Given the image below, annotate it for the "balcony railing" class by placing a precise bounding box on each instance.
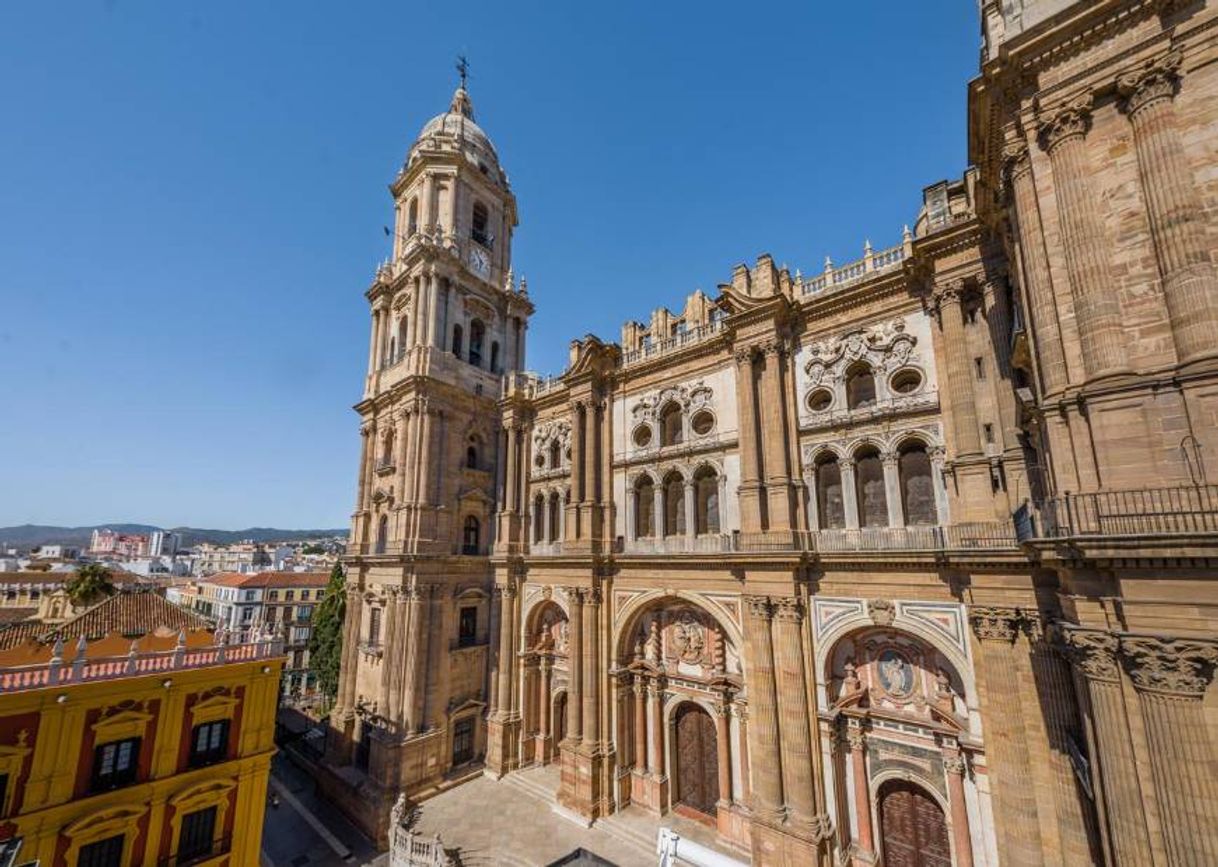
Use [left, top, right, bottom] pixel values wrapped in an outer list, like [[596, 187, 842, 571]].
[[622, 320, 724, 367], [620, 534, 735, 555], [158, 836, 232, 867], [815, 522, 1018, 553], [798, 237, 908, 297], [1035, 484, 1218, 539], [0, 632, 285, 695]]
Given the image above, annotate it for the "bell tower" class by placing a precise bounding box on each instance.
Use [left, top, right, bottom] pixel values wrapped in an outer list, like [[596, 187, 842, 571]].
[[322, 74, 534, 842]]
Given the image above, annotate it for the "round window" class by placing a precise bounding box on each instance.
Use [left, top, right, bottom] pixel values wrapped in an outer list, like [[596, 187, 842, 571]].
[[691, 410, 715, 436], [633, 425, 653, 448], [807, 389, 833, 412], [890, 369, 923, 395]]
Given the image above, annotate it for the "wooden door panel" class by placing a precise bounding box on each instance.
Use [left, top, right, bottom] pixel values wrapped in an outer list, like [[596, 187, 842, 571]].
[[879, 780, 950, 867], [675, 705, 719, 815]]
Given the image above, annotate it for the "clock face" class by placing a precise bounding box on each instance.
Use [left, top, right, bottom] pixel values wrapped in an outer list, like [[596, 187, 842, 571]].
[[468, 246, 490, 279]]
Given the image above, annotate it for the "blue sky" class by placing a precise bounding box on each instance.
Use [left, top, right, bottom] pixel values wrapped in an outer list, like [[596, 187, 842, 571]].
[[0, 2, 978, 529]]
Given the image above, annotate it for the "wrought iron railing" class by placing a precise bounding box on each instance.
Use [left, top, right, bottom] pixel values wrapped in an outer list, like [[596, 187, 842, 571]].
[[1036, 484, 1218, 538]]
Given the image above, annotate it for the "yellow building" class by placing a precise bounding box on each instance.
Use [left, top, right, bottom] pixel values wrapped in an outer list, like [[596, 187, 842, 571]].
[[0, 590, 283, 866]]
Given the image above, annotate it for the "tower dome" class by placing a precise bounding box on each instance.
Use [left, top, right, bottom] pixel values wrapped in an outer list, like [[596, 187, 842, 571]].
[[406, 86, 505, 184]]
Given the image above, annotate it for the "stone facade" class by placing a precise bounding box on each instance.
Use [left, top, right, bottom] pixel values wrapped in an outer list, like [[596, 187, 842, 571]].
[[325, 2, 1218, 864]]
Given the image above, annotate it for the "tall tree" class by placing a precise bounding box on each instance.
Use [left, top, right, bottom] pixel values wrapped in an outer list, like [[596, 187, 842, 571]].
[[308, 561, 347, 711], [65, 563, 116, 607]]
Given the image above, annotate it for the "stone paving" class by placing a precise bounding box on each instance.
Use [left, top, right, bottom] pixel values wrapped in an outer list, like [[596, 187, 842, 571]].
[[399, 765, 747, 867]]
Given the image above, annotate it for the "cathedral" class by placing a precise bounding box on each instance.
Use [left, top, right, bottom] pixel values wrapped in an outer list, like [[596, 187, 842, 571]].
[[319, 2, 1218, 865]]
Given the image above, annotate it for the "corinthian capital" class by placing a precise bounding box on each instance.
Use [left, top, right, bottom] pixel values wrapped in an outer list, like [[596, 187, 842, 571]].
[[1057, 627, 1120, 682], [1119, 50, 1183, 117], [1119, 635, 1218, 698], [744, 595, 773, 620], [1001, 139, 1032, 184], [1037, 94, 1094, 152], [968, 606, 1025, 642], [771, 596, 804, 622]]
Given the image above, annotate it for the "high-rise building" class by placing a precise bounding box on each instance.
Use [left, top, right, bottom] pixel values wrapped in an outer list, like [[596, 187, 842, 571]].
[[324, 3, 1218, 864]]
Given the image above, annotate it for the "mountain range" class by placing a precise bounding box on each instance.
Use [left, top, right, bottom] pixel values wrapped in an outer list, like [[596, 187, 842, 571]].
[[0, 523, 348, 550]]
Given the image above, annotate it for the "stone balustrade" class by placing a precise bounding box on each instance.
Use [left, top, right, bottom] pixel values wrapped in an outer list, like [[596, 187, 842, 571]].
[[622, 319, 724, 367], [0, 632, 285, 694], [798, 237, 909, 297]]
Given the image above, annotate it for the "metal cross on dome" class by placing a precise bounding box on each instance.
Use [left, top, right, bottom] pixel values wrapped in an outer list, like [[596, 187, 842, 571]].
[[456, 55, 470, 90]]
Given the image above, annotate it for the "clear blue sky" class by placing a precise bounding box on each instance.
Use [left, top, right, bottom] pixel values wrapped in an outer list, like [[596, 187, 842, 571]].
[[0, 2, 978, 529]]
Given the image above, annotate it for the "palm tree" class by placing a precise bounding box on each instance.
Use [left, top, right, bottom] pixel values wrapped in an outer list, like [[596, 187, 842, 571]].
[[65, 563, 116, 607]]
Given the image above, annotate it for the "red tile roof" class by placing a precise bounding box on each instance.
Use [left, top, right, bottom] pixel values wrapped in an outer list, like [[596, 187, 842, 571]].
[[203, 571, 330, 589], [0, 589, 213, 651]]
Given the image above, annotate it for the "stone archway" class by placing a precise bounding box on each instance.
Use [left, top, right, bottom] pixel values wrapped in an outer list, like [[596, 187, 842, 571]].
[[878, 779, 951, 867], [673, 703, 719, 817], [522, 600, 569, 765]]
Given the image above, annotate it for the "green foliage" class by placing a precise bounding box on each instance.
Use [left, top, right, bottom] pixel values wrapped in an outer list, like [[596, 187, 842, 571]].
[[65, 563, 116, 606], [307, 561, 347, 708]]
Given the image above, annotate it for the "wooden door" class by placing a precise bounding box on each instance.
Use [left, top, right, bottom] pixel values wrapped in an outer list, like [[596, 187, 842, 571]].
[[674, 704, 719, 815], [879, 780, 952, 867]]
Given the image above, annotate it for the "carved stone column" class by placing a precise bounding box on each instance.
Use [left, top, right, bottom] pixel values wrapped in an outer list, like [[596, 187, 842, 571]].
[[743, 596, 784, 822], [760, 343, 795, 529], [684, 480, 697, 540], [772, 597, 817, 825], [943, 750, 974, 867], [653, 483, 665, 539], [567, 405, 584, 540], [537, 658, 553, 762], [881, 450, 904, 528], [1004, 141, 1069, 392], [582, 589, 601, 746], [565, 588, 584, 742], [714, 703, 732, 806], [1059, 627, 1153, 866], [928, 446, 950, 524], [734, 348, 765, 532], [969, 607, 1041, 867], [401, 585, 429, 734], [335, 584, 363, 718], [583, 400, 598, 505], [935, 283, 983, 458], [504, 424, 519, 515], [646, 678, 661, 776], [1038, 96, 1127, 379], [1118, 51, 1218, 364], [840, 459, 861, 531], [847, 723, 874, 862], [633, 677, 647, 772], [355, 427, 372, 515], [1120, 635, 1218, 865], [495, 583, 518, 719]]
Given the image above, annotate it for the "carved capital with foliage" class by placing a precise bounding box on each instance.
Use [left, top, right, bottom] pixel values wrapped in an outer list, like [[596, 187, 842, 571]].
[[1120, 635, 1218, 698]]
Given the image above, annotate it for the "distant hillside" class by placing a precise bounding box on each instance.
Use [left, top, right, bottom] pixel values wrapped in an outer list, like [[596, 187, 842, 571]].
[[0, 524, 348, 550]]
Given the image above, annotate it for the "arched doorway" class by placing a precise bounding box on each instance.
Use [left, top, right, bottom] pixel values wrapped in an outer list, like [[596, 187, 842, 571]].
[[878, 779, 951, 867], [673, 704, 719, 817]]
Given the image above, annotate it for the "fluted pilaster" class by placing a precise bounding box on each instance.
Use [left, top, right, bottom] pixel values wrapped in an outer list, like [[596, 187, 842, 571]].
[[743, 596, 783, 821], [936, 284, 983, 458], [772, 596, 817, 825]]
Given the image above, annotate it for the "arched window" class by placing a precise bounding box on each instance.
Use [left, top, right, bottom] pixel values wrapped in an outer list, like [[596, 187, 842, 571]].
[[533, 494, 545, 543], [660, 403, 683, 447], [469, 319, 485, 368], [899, 442, 938, 525], [547, 492, 561, 542], [549, 440, 561, 469], [694, 467, 720, 535], [855, 447, 888, 528], [816, 454, 846, 529], [472, 202, 490, 246], [452, 324, 464, 359], [664, 472, 685, 537], [397, 318, 410, 356], [466, 444, 478, 470], [490, 341, 500, 373], [635, 476, 655, 539], [375, 515, 388, 554], [462, 516, 480, 554], [846, 363, 877, 410], [407, 198, 419, 236], [381, 431, 395, 466]]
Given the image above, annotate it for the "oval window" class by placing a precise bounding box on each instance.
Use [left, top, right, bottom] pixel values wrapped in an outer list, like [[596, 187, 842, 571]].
[[890, 369, 923, 395], [807, 389, 833, 412], [691, 411, 715, 436], [633, 425, 653, 448]]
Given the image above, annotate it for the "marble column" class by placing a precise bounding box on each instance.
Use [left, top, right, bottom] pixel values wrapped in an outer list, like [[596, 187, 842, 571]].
[[847, 724, 874, 861], [633, 677, 647, 772], [943, 750, 974, 867], [929, 446, 950, 524], [583, 400, 598, 505], [840, 460, 861, 530], [1038, 95, 1127, 378], [538, 659, 552, 758], [969, 607, 1041, 867], [1119, 51, 1218, 364], [582, 589, 601, 746], [566, 588, 584, 741], [715, 703, 732, 806], [743, 597, 783, 821], [733, 348, 765, 532], [646, 679, 663, 777], [684, 480, 697, 540], [760, 343, 794, 529], [336, 585, 363, 714], [804, 466, 819, 531], [654, 484, 666, 539], [1059, 627, 1153, 866], [1120, 635, 1218, 865], [504, 425, 519, 515], [355, 427, 372, 515], [772, 597, 817, 824], [568, 405, 584, 539], [936, 284, 983, 457], [495, 584, 517, 719], [381, 589, 406, 726], [881, 451, 904, 528]]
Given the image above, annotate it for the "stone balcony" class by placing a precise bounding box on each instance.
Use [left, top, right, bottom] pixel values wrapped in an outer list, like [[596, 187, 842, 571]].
[[1030, 484, 1218, 540], [797, 236, 909, 298], [621, 319, 724, 368]]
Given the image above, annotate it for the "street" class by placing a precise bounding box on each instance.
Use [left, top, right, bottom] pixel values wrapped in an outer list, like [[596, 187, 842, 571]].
[[261, 751, 384, 867]]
